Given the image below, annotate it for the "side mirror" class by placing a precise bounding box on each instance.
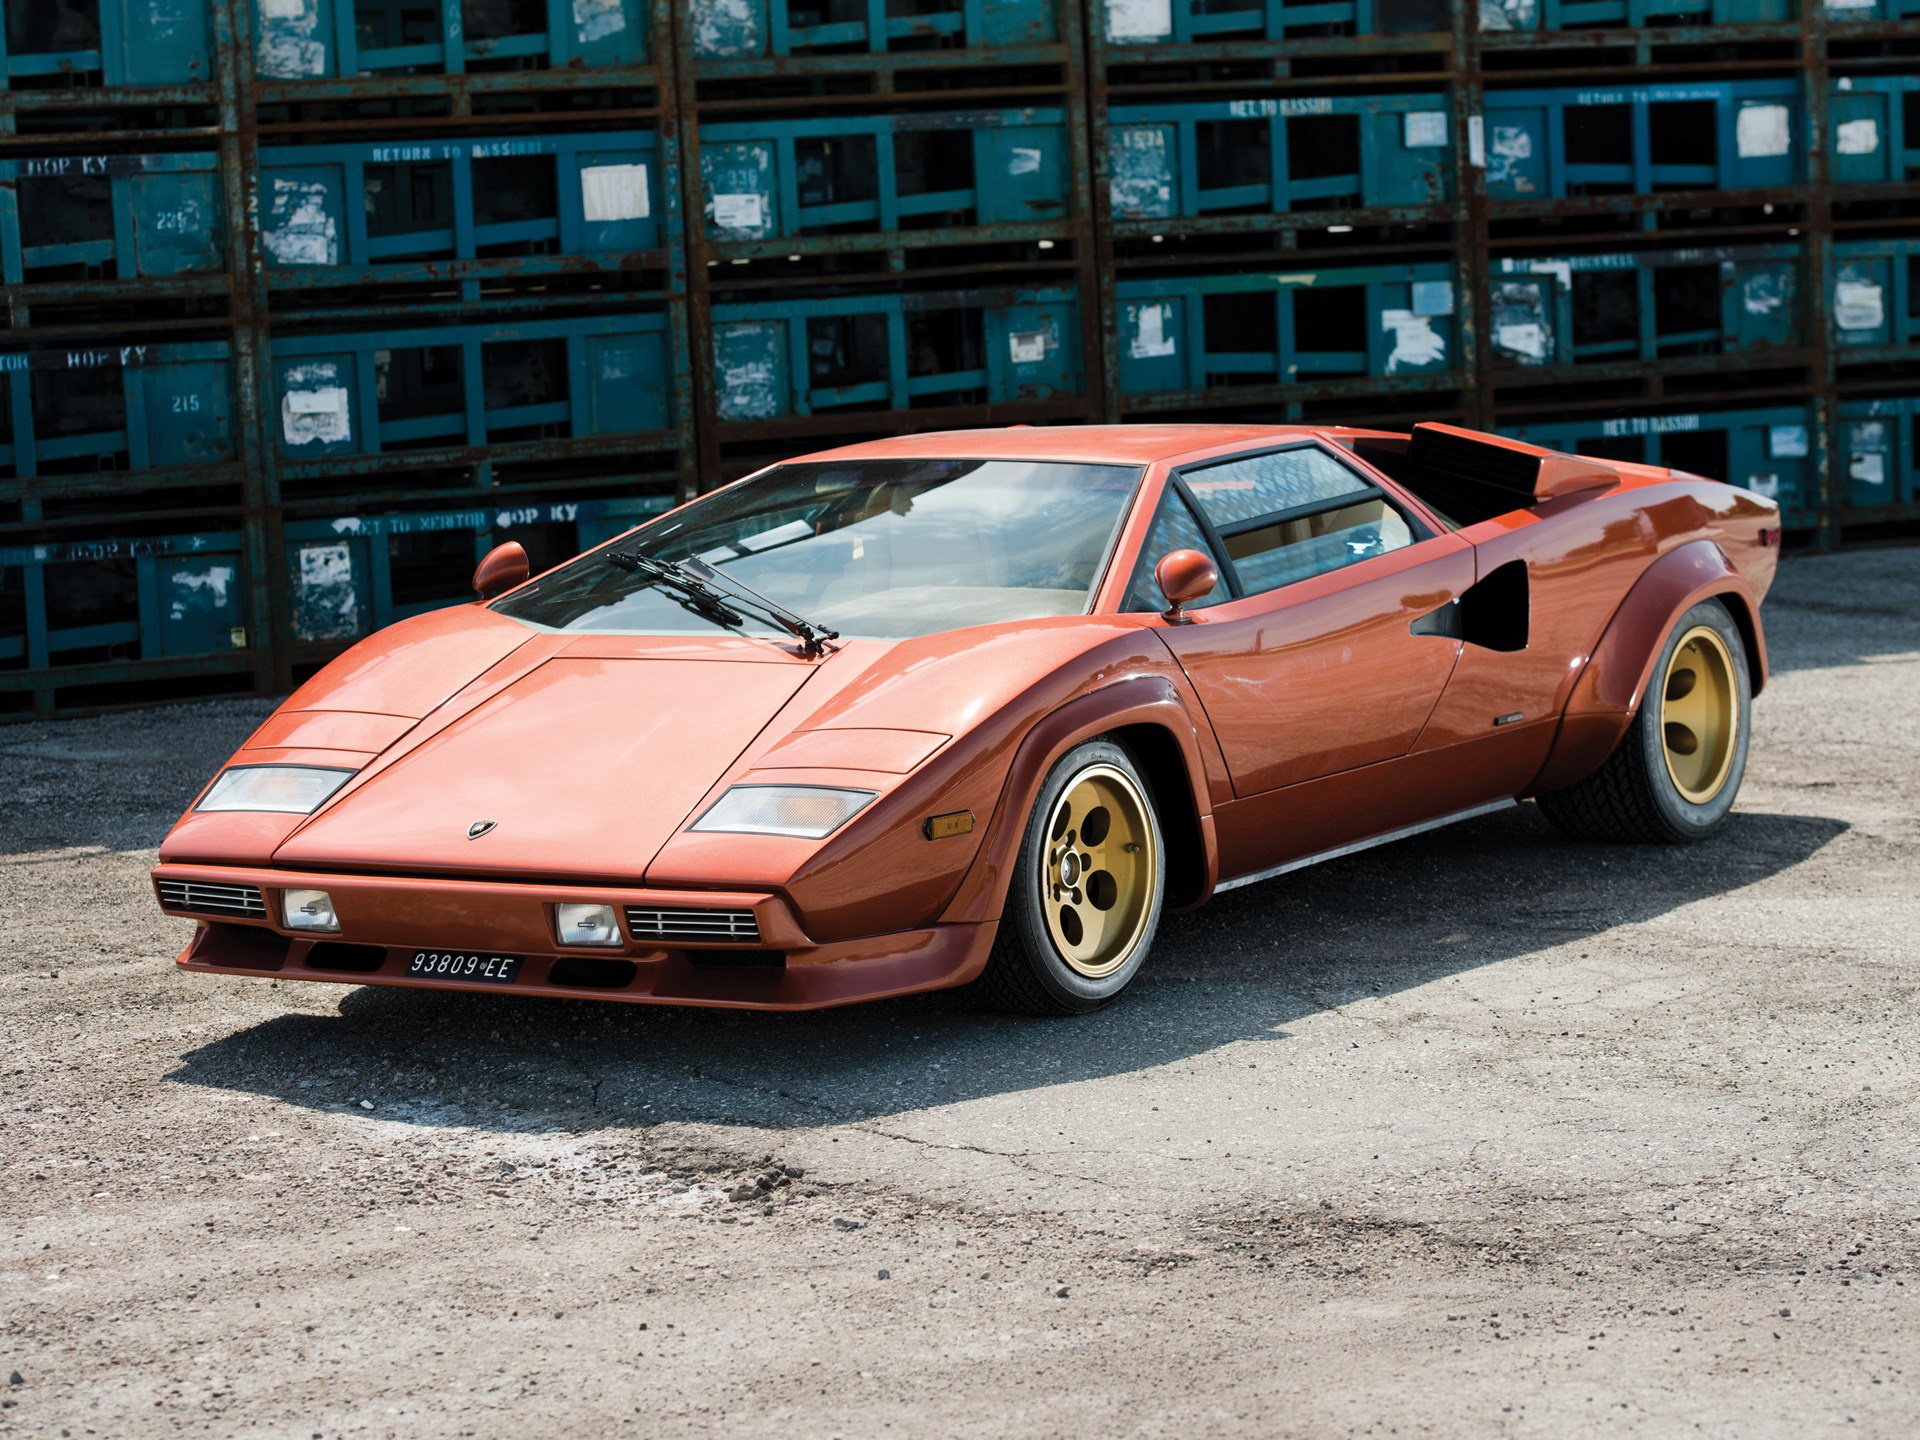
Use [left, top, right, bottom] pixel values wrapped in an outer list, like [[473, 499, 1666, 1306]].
[[472, 541, 530, 600], [1154, 549, 1218, 625]]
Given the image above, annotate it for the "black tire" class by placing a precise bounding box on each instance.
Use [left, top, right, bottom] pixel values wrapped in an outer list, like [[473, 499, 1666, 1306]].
[[970, 739, 1167, 1016], [1537, 599, 1752, 844]]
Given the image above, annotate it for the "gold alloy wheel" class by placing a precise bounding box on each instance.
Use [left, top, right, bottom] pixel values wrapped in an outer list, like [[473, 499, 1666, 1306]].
[[1039, 763, 1158, 979], [1660, 625, 1739, 804]]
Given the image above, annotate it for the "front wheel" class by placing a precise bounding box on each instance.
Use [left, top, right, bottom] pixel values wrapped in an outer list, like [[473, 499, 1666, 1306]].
[[971, 739, 1166, 1015], [1538, 598, 1752, 844]]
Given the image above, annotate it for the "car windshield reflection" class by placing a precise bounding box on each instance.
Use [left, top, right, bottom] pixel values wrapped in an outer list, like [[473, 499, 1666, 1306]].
[[493, 458, 1143, 641]]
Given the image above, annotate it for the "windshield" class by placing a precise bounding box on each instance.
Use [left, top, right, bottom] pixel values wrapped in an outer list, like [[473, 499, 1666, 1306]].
[[493, 457, 1142, 641]]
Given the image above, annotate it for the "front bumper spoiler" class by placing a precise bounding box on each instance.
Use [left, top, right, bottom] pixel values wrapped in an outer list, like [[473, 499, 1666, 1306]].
[[153, 864, 994, 1010]]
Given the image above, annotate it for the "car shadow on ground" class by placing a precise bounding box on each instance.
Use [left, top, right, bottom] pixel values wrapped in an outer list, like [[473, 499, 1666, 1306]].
[[166, 804, 1847, 1135]]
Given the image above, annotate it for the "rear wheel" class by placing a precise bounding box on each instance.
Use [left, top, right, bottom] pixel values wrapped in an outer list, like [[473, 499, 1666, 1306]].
[[1538, 599, 1751, 844], [971, 740, 1166, 1015]]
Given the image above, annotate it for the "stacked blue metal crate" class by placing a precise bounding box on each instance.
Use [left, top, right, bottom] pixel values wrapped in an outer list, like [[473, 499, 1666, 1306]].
[[670, 0, 1100, 480]]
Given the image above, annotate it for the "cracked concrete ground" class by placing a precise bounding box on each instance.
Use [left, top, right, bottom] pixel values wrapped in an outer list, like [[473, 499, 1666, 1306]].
[[3, 548, 1917, 1438]]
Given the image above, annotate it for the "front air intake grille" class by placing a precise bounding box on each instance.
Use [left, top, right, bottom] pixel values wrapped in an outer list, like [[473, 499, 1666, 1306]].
[[158, 879, 267, 919], [624, 906, 761, 943]]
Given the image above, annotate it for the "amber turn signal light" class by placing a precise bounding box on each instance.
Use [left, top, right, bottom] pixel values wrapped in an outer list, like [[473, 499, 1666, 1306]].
[[923, 811, 975, 841]]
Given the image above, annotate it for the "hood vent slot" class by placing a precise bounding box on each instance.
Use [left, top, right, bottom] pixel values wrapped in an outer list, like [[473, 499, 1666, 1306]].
[[625, 907, 761, 943]]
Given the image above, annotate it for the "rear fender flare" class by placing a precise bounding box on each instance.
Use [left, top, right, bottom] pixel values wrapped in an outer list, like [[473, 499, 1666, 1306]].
[[1529, 539, 1767, 795], [939, 679, 1218, 929]]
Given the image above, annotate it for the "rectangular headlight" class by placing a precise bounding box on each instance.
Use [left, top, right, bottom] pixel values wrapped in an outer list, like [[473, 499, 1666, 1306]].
[[555, 903, 622, 947], [282, 889, 339, 933], [196, 765, 354, 815], [690, 785, 876, 840]]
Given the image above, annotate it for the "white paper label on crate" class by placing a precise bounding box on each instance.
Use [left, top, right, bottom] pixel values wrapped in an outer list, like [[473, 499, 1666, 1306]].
[[574, 0, 627, 44], [1008, 147, 1043, 177], [1735, 104, 1792, 159], [1403, 112, 1448, 149], [1380, 310, 1446, 373], [581, 164, 650, 222], [1468, 114, 1486, 168], [1834, 279, 1885, 331], [1009, 331, 1049, 365], [282, 379, 350, 447], [1769, 424, 1809, 459], [1106, 0, 1172, 42], [1495, 322, 1547, 360], [712, 192, 765, 231], [263, 178, 337, 267], [1130, 303, 1176, 360], [169, 565, 234, 620], [692, 0, 765, 58], [1491, 125, 1533, 161], [1850, 451, 1887, 486], [1746, 472, 1781, 500], [261, 0, 305, 17], [1836, 118, 1880, 156], [1824, 0, 1874, 10], [1479, 0, 1537, 30]]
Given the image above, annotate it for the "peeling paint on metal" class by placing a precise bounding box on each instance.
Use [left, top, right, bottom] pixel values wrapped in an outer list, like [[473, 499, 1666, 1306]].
[[1106, 0, 1172, 42], [1128, 302, 1176, 360], [1479, 0, 1537, 29], [714, 322, 782, 421], [263, 178, 338, 266], [1742, 270, 1790, 316], [1111, 127, 1173, 219], [692, 0, 765, 58], [1492, 281, 1551, 364], [170, 565, 234, 620], [574, 0, 627, 44], [256, 0, 327, 79], [293, 542, 362, 642], [1487, 125, 1535, 194]]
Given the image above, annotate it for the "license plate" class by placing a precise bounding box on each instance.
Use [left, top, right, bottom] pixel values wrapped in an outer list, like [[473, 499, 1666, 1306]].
[[406, 951, 523, 984]]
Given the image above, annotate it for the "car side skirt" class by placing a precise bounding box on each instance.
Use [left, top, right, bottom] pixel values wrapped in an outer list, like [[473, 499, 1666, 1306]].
[[1213, 799, 1518, 895]]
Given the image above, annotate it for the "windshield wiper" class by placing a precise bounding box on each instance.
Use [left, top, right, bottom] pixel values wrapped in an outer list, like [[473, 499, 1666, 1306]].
[[607, 550, 745, 631], [607, 551, 839, 658], [678, 556, 839, 659]]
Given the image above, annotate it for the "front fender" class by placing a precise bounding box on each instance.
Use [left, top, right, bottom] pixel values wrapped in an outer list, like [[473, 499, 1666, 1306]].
[[938, 677, 1220, 929], [1528, 538, 1768, 795]]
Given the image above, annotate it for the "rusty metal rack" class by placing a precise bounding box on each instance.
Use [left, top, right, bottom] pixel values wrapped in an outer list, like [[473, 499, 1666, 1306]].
[[1, 0, 1915, 718]]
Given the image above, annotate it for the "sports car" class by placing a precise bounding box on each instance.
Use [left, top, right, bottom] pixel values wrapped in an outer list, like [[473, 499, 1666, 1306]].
[[153, 422, 1780, 1015]]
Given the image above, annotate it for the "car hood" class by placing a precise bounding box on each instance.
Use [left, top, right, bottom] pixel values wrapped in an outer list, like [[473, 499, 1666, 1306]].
[[271, 651, 819, 881]]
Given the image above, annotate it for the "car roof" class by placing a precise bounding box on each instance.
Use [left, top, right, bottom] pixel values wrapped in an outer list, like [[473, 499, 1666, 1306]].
[[784, 424, 1378, 468]]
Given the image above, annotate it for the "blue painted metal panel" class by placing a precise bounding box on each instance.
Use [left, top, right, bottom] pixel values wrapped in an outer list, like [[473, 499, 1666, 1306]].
[[708, 288, 1083, 421], [1112, 264, 1459, 400], [0, 154, 222, 286], [1096, 0, 1415, 45], [689, 0, 1058, 60], [1838, 398, 1918, 511], [1829, 78, 1920, 188], [1832, 241, 1916, 352], [0, 0, 213, 90], [0, 343, 234, 480], [1107, 94, 1452, 223], [1488, 244, 1803, 371], [1506, 405, 1817, 526], [697, 110, 1070, 246], [258, 131, 667, 284], [1483, 80, 1804, 201], [282, 496, 670, 640], [253, 0, 647, 81], [270, 314, 676, 462], [1480, 0, 1788, 30]]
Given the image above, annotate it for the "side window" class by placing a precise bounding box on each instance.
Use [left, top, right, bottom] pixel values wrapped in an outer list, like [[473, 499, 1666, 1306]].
[[1122, 489, 1228, 613], [1183, 446, 1418, 599]]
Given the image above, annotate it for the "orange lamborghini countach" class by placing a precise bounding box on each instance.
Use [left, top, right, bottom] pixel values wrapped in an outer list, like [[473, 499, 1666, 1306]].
[[154, 423, 1780, 1015]]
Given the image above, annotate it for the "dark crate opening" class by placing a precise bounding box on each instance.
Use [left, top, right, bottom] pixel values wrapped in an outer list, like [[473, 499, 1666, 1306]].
[[1288, 114, 1361, 205], [1203, 291, 1278, 386], [388, 529, 479, 611], [365, 161, 456, 257], [31, 364, 126, 473], [355, 0, 443, 53], [906, 306, 983, 404], [895, 129, 975, 228], [44, 557, 139, 664], [1649, 101, 1718, 187], [1196, 119, 1270, 212], [18, 175, 113, 280], [482, 337, 569, 441], [375, 344, 465, 450], [1653, 263, 1724, 356], [806, 313, 888, 403], [1293, 285, 1367, 376], [1565, 105, 1633, 195], [5, 0, 101, 57], [0, 565, 26, 671], [1572, 271, 1639, 355], [796, 134, 880, 229], [1660, 427, 1731, 483], [473, 153, 559, 255]]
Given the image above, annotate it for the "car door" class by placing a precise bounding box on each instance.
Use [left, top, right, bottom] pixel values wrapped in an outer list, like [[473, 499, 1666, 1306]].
[[1122, 442, 1474, 798]]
